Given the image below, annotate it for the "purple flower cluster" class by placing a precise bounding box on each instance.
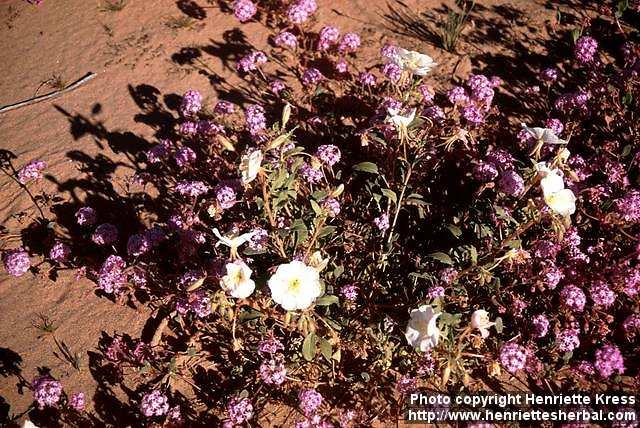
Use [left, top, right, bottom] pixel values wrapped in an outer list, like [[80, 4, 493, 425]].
[[180, 90, 202, 117], [98, 255, 127, 294], [298, 388, 323, 415], [317, 26, 340, 51], [594, 344, 625, 378], [358, 71, 376, 86], [32, 375, 63, 409], [92, 223, 118, 246], [237, 50, 267, 73], [127, 234, 150, 257], [49, 241, 71, 262], [176, 290, 211, 318], [69, 392, 86, 411], [75, 206, 97, 226], [216, 184, 237, 210], [322, 198, 340, 217], [472, 162, 499, 182], [554, 90, 590, 115], [226, 396, 254, 425], [215, 100, 235, 115], [233, 0, 257, 22], [248, 227, 269, 251], [245, 104, 266, 139], [498, 170, 525, 196], [17, 160, 46, 184], [427, 285, 445, 299], [615, 190, 640, 222], [339, 33, 361, 54], [531, 314, 549, 338], [259, 357, 287, 385], [286, 0, 316, 24], [258, 336, 284, 354], [316, 144, 341, 167], [574, 36, 598, 64], [556, 328, 580, 353], [300, 162, 323, 183], [589, 281, 616, 308], [140, 390, 169, 417], [174, 146, 196, 167], [175, 180, 209, 198], [274, 31, 298, 49], [340, 283, 358, 301], [374, 213, 389, 231], [560, 285, 586, 312], [499, 342, 527, 373], [382, 61, 402, 82], [302, 68, 324, 87], [3, 248, 30, 277], [539, 67, 558, 83]]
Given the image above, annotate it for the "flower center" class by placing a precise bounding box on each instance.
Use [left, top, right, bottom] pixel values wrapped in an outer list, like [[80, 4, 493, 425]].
[[287, 278, 302, 294]]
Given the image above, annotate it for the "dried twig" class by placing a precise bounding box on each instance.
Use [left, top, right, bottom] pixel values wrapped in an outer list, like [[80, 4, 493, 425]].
[[0, 72, 97, 114]]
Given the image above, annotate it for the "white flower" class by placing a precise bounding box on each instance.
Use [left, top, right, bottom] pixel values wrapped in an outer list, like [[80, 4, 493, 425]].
[[213, 228, 255, 259], [386, 107, 416, 129], [393, 48, 437, 76], [536, 162, 577, 217], [220, 260, 255, 298], [268, 260, 322, 311], [544, 189, 577, 217], [405, 305, 440, 352], [239, 149, 263, 184], [23, 422, 39, 428], [470, 309, 495, 339], [521, 123, 567, 145]]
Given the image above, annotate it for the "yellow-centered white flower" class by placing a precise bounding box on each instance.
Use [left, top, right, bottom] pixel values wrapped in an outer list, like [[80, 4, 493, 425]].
[[220, 260, 255, 298], [470, 309, 495, 339], [405, 305, 440, 352], [386, 107, 416, 130], [239, 150, 263, 184], [268, 260, 322, 311], [536, 162, 577, 217], [393, 48, 437, 76]]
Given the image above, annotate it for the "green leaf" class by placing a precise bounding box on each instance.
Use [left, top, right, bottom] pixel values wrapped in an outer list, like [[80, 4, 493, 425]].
[[381, 188, 397, 205], [310, 199, 322, 216], [317, 225, 337, 238], [302, 332, 317, 361], [447, 224, 462, 238], [353, 162, 379, 174], [315, 295, 339, 306], [319, 337, 332, 361], [429, 252, 454, 265], [495, 317, 503, 333], [333, 265, 344, 279]]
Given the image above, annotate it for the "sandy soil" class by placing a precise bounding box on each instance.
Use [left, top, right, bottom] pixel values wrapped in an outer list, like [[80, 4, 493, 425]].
[[0, 0, 582, 425]]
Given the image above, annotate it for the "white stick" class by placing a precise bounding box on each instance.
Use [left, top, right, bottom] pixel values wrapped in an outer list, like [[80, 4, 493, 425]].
[[0, 72, 97, 114]]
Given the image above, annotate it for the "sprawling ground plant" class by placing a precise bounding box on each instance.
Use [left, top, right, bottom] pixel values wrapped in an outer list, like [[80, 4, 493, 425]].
[[3, 1, 640, 426]]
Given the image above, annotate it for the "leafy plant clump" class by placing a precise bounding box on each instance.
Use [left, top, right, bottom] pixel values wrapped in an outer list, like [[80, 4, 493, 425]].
[[3, 0, 640, 426]]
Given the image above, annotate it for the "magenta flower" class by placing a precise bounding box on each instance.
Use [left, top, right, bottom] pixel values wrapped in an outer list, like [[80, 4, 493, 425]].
[[594, 344, 625, 378], [3, 248, 30, 277], [17, 160, 46, 184], [32, 375, 62, 409], [49, 241, 71, 262], [140, 390, 169, 417], [499, 342, 527, 373], [69, 392, 86, 411], [92, 223, 118, 246], [233, 0, 257, 22], [180, 90, 202, 117], [301, 68, 324, 87]]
